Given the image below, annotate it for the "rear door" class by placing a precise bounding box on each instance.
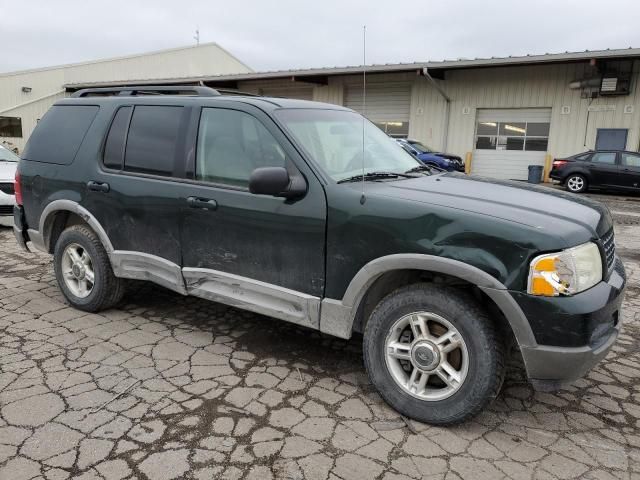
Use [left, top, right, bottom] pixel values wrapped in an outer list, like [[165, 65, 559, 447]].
[[178, 104, 327, 328], [85, 103, 190, 293], [586, 151, 620, 187], [619, 152, 640, 190]]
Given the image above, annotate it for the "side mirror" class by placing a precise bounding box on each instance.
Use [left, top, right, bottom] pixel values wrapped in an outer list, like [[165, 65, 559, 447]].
[[249, 167, 306, 199]]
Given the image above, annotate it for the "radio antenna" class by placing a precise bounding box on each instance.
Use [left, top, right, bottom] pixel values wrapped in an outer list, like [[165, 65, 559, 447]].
[[360, 25, 367, 205]]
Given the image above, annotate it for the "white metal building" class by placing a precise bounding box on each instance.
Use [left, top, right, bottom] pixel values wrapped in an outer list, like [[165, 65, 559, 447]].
[[0, 43, 252, 152], [5, 45, 640, 181]]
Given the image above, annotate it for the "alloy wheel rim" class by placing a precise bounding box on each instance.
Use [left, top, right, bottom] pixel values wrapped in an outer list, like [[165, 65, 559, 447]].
[[384, 311, 469, 401], [61, 243, 95, 299], [567, 176, 584, 191]]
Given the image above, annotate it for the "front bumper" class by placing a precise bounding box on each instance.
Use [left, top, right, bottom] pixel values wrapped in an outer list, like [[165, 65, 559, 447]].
[[0, 190, 15, 226], [516, 257, 626, 388]]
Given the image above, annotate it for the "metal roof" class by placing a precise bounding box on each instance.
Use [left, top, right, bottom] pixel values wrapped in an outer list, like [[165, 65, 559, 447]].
[[64, 47, 640, 89]]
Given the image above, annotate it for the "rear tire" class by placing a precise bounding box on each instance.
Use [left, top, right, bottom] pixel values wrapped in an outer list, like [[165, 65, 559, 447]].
[[565, 173, 587, 193], [363, 283, 505, 425], [53, 225, 125, 312]]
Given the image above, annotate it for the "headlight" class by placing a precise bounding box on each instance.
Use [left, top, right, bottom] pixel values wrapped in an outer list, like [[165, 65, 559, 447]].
[[527, 242, 602, 296]]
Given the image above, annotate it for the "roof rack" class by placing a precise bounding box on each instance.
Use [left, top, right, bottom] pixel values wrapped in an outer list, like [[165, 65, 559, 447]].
[[71, 85, 220, 98]]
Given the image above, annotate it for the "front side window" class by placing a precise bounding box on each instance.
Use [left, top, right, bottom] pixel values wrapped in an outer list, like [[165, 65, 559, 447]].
[[196, 108, 287, 187], [591, 152, 617, 165], [408, 141, 433, 153], [124, 106, 183, 176], [475, 121, 550, 152], [276, 109, 420, 182], [0, 117, 22, 138], [621, 152, 640, 167]]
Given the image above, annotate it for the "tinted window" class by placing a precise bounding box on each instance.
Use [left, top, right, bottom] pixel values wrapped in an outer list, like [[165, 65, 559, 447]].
[[103, 107, 131, 170], [621, 152, 640, 167], [574, 153, 591, 161], [124, 106, 183, 176], [22, 105, 99, 165], [196, 108, 286, 187], [591, 152, 617, 165]]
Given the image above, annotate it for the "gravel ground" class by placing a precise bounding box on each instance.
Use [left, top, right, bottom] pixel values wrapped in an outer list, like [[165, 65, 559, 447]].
[[0, 190, 639, 480]]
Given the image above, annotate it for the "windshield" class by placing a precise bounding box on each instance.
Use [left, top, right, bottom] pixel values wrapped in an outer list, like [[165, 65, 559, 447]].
[[0, 146, 19, 162], [408, 141, 433, 153], [276, 109, 420, 181]]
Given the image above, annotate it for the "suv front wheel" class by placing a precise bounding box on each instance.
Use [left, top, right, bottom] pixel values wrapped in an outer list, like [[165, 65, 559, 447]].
[[363, 283, 505, 425], [53, 225, 125, 312]]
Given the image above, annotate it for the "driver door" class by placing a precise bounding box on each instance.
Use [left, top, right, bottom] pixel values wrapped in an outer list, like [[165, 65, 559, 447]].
[[179, 104, 327, 328]]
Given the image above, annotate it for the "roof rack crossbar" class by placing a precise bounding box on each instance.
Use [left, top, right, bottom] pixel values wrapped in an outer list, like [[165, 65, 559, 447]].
[[71, 85, 221, 98]]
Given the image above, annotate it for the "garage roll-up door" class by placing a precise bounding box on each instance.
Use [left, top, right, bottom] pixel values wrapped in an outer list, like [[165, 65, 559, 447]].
[[473, 108, 552, 180], [345, 82, 411, 136]]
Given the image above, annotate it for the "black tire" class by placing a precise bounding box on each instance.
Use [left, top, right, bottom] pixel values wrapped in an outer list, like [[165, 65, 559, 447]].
[[363, 283, 505, 425], [565, 173, 588, 193], [53, 224, 125, 312]]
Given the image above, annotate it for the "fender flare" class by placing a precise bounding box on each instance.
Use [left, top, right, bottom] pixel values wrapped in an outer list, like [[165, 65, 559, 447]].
[[320, 254, 537, 348], [35, 199, 114, 253]]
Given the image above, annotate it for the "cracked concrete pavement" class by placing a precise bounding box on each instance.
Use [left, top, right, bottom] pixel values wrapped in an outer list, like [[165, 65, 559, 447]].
[[1, 191, 640, 480]]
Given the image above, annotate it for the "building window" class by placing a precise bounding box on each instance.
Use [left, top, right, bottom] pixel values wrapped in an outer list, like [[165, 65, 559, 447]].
[[374, 121, 409, 138], [475, 121, 549, 151], [0, 117, 23, 138]]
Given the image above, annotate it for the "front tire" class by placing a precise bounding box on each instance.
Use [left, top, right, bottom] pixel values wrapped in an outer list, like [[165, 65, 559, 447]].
[[565, 173, 587, 193], [54, 225, 125, 312], [363, 283, 505, 425]]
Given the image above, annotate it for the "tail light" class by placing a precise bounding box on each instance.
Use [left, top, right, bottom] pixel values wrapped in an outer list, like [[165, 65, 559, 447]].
[[14, 171, 23, 205], [552, 160, 568, 169]]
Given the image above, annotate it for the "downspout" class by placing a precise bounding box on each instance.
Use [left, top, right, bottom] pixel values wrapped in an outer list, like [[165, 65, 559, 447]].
[[0, 89, 65, 115], [422, 68, 451, 151]]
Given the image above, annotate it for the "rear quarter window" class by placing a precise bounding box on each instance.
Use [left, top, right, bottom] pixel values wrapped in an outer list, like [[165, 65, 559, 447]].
[[22, 105, 99, 165]]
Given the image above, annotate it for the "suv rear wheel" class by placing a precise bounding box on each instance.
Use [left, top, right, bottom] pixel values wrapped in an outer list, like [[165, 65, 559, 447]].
[[363, 283, 505, 425], [565, 173, 587, 193], [53, 225, 125, 312]]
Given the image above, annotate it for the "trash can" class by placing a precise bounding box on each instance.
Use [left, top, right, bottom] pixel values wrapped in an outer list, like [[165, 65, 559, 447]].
[[527, 165, 543, 184]]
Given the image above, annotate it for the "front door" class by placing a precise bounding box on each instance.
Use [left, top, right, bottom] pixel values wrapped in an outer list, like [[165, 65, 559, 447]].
[[587, 151, 620, 187], [619, 151, 640, 190], [179, 104, 327, 328], [596, 129, 628, 150]]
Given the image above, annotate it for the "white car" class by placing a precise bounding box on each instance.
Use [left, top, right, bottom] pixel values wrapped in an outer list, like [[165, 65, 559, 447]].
[[0, 145, 19, 227]]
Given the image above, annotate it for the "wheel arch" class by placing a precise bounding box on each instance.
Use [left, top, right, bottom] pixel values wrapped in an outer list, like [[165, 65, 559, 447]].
[[319, 254, 537, 349], [37, 200, 114, 254]]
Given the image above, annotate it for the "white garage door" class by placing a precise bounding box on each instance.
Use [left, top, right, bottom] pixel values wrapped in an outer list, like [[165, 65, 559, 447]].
[[473, 108, 551, 180], [345, 82, 412, 137]]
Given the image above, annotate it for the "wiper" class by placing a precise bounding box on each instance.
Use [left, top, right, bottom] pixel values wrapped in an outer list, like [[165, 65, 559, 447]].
[[337, 171, 415, 184], [405, 164, 443, 174]]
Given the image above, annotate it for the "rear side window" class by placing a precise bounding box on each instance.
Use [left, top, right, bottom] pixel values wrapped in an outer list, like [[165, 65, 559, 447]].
[[103, 106, 132, 170], [124, 106, 183, 176], [22, 105, 99, 165], [591, 152, 617, 165]]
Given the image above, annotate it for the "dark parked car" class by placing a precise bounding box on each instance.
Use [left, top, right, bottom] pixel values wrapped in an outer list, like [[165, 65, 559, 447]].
[[396, 138, 465, 172], [550, 150, 640, 193], [14, 86, 625, 425]]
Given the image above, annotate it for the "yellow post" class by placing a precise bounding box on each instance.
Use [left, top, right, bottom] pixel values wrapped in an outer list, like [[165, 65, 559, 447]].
[[543, 154, 553, 183], [464, 152, 473, 174]]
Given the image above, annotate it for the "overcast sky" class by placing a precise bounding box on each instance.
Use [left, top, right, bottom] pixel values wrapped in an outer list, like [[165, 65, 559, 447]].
[[2, 0, 640, 74]]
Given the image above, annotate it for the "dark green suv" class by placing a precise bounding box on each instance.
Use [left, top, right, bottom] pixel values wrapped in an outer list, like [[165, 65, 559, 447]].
[[13, 86, 626, 425]]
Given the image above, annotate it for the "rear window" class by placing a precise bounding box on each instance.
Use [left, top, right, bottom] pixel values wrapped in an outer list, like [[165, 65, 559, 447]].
[[22, 105, 99, 165], [124, 106, 183, 176]]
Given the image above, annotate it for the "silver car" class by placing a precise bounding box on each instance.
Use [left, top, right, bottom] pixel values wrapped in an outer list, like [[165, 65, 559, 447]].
[[0, 145, 18, 227]]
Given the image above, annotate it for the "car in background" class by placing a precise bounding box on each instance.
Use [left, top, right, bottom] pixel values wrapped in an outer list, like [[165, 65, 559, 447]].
[[0, 145, 19, 226], [550, 150, 640, 193], [396, 138, 465, 172]]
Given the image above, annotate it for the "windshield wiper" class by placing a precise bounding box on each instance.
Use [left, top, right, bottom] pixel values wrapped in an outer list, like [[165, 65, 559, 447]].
[[405, 164, 443, 174], [337, 171, 415, 184]]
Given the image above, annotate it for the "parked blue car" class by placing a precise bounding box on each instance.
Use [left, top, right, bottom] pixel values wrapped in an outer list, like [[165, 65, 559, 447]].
[[396, 138, 465, 172]]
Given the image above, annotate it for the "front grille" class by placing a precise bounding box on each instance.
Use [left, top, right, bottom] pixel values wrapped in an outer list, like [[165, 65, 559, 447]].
[[601, 229, 615, 270], [0, 182, 14, 195], [0, 205, 13, 215]]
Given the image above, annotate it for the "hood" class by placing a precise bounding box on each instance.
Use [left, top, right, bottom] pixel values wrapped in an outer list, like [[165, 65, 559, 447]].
[[0, 161, 17, 182], [366, 173, 612, 245]]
